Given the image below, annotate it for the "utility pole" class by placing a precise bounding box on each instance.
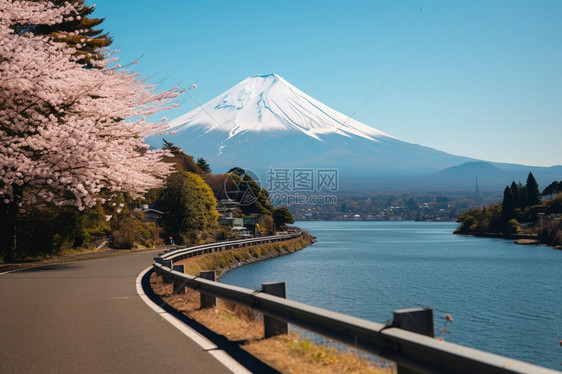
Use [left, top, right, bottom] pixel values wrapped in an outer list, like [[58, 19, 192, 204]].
[[475, 176, 482, 207]]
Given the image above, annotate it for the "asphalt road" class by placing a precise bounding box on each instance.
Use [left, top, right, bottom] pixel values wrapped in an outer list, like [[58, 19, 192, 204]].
[[0, 251, 272, 374]]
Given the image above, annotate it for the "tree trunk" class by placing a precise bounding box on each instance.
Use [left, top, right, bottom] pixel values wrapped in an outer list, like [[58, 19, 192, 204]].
[[2, 187, 22, 262], [7, 199, 18, 262], [0, 199, 17, 262]]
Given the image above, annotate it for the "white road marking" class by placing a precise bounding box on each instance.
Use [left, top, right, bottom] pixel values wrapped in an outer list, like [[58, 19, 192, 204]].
[[0, 266, 39, 275], [135, 267, 251, 374]]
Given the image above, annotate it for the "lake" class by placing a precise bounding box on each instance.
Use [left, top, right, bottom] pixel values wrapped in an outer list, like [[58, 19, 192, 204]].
[[221, 221, 562, 370]]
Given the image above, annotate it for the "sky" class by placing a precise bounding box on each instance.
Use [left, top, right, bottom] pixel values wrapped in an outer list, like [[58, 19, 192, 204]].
[[89, 0, 562, 167]]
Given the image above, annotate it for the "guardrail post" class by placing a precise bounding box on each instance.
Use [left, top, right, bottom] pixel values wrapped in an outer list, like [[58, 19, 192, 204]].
[[162, 259, 172, 268], [162, 259, 172, 283], [392, 308, 434, 374], [172, 265, 186, 294], [153, 257, 163, 276], [199, 271, 216, 309], [262, 282, 288, 338], [392, 308, 434, 337]]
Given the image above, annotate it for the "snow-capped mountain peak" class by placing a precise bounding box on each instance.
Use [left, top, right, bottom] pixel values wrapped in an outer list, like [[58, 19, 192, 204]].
[[167, 73, 393, 142]]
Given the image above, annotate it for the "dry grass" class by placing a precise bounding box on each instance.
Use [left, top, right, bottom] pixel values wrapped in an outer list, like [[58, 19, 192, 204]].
[[150, 272, 263, 342], [245, 335, 395, 374], [150, 237, 396, 374]]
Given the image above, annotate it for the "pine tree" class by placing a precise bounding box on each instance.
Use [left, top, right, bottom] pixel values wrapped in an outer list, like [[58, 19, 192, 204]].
[[162, 141, 206, 176], [542, 181, 560, 196], [526, 172, 541, 206], [519, 184, 528, 209], [501, 186, 516, 224], [196, 158, 212, 173], [226, 168, 273, 216], [510, 181, 520, 209], [24, 0, 112, 67]]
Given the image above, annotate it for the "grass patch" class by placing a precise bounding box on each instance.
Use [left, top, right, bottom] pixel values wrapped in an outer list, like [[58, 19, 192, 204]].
[[245, 335, 394, 373]]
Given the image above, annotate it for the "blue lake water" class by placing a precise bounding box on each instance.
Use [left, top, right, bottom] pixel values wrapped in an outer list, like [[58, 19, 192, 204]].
[[221, 221, 562, 370]]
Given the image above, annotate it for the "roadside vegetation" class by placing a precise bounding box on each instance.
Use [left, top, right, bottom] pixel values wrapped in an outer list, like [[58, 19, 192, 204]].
[[455, 173, 562, 247], [150, 237, 395, 374], [1, 137, 296, 263], [0, 1, 295, 264]]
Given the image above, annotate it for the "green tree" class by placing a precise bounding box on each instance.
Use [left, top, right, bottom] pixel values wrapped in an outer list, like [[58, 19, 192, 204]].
[[518, 184, 528, 209], [510, 181, 521, 210], [272, 207, 295, 229], [501, 186, 516, 225], [0, 198, 111, 261], [196, 158, 212, 173], [226, 167, 273, 216], [542, 181, 560, 196], [545, 193, 562, 213], [162, 140, 205, 175], [486, 204, 503, 233], [157, 171, 218, 243], [455, 215, 478, 235], [526, 172, 540, 206], [455, 203, 503, 236]]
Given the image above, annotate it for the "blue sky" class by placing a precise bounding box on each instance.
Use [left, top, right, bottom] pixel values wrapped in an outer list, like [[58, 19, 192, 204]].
[[90, 0, 561, 167]]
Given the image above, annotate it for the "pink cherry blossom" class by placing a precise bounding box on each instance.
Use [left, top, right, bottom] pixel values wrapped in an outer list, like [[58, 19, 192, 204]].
[[0, 0, 181, 210]]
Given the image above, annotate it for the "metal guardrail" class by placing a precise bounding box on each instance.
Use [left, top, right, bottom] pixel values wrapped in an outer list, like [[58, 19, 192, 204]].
[[152, 235, 557, 374], [157, 232, 302, 263]]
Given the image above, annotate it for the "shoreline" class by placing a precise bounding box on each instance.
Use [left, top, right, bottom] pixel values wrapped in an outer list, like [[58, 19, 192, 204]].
[[217, 244, 305, 280], [174, 232, 316, 279], [454, 231, 562, 250], [220, 233, 316, 279]]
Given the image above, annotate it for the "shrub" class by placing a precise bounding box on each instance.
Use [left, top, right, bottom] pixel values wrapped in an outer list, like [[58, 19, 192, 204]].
[[112, 222, 135, 249], [455, 215, 477, 234], [505, 219, 521, 234]]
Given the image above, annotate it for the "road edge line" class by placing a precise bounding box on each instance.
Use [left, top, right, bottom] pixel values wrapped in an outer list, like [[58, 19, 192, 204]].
[[135, 267, 251, 374]]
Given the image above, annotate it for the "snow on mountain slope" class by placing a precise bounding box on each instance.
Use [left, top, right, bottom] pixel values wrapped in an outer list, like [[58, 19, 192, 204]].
[[167, 73, 392, 142]]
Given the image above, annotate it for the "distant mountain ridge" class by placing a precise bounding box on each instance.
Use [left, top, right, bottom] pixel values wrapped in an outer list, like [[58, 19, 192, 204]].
[[426, 161, 562, 192]]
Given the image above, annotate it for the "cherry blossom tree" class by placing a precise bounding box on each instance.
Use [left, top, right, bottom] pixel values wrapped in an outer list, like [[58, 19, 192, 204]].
[[0, 0, 181, 257]]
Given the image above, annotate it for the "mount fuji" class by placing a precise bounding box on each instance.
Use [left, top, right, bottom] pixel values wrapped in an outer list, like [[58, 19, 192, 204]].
[[148, 74, 559, 191]]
